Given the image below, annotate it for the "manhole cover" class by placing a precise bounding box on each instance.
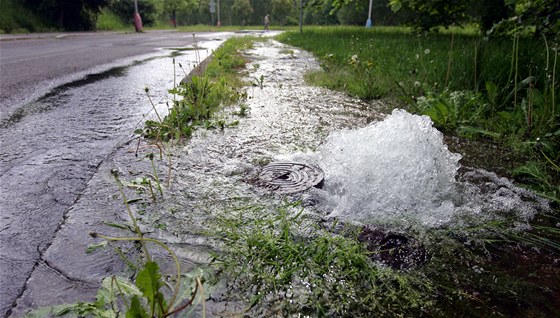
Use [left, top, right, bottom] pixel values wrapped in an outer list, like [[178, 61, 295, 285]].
[[258, 162, 324, 194], [358, 225, 428, 270]]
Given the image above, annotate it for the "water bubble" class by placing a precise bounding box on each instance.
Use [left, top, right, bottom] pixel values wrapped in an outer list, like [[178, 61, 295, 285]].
[[296, 109, 550, 228], [312, 109, 461, 226]]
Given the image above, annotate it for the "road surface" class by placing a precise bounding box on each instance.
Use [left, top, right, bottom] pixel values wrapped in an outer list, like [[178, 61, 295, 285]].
[[1, 30, 230, 122], [0, 30, 237, 317]]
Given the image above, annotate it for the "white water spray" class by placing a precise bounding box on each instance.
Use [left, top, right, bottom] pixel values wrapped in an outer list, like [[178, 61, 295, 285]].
[[292, 109, 549, 227], [314, 109, 461, 226]]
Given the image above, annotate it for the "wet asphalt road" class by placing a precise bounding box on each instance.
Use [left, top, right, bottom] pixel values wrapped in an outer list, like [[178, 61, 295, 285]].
[[0, 30, 226, 121], [0, 30, 235, 317]]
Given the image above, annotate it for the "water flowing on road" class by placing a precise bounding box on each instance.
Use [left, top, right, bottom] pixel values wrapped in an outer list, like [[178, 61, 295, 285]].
[[0, 36, 225, 317]]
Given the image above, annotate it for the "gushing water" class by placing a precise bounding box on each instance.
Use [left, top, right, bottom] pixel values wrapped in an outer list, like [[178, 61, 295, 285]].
[[297, 109, 549, 227], [312, 109, 460, 226]]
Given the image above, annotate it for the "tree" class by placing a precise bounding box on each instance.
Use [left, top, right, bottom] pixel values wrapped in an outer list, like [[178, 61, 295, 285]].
[[516, 0, 560, 37], [336, 0, 367, 25], [232, 0, 253, 25], [162, 0, 198, 27], [389, 0, 559, 37], [388, 0, 472, 31], [304, 0, 340, 24], [108, 0, 159, 26], [249, 0, 271, 25], [271, 0, 293, 25], [24, 0, 110, 30], [476, 0, 512, 32]]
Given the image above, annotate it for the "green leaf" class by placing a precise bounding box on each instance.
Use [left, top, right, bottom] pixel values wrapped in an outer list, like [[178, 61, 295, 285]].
[[51, 302, 98, 316], [389, 0, 402, 12], [86, 241, 108, 254], [126, 198, 143, 204], [102, 276, 143, 297], [136, 261, 166, 314], [457, 126, 501, 139], [126, 296, 150, 318], [23, 306, 54, 318], [103, 222, 131, 230], [485, 81, 498, 105]]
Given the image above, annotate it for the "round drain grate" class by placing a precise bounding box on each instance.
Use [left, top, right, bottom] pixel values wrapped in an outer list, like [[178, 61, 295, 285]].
[[258, 162, 324, 194]]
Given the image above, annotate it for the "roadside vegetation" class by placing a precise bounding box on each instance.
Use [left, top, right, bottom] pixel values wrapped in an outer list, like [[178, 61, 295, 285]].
[[212, 202, 560, 317], [138, 35, 255, 141], [0, 0, 53, 33], [277, 26, 560, 204]]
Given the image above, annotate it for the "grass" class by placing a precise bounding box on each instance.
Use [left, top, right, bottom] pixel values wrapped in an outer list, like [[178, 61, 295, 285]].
[[211, 203, 436, 317], [0, 0, 54, 33], [276, 25, 559, 203], [139, 36, 256, 141], [96, 9, 129, 31], [276, 26, 554, 105], [211, 202, 560, 317]]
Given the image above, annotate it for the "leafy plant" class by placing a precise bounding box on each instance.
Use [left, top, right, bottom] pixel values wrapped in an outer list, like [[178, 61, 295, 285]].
[[253, 74, 265, 89], [211, 203, 436, 317], [139, 36, 254, 142], [210, 199, 560, 317]]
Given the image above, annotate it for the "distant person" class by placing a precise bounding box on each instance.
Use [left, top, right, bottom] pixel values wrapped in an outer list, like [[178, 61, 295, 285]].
[[264, 14, 270, 31]]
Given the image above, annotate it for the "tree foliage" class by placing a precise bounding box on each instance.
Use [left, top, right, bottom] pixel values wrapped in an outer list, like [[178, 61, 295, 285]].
[[271, 0, 294, 25], [232, 0, 253, 25], [389, 0, 560, 37], [159, 0, 199, 27], [108, 0, 159, 26], [516, 0, 560, 37], [23, 0, 110, 30]]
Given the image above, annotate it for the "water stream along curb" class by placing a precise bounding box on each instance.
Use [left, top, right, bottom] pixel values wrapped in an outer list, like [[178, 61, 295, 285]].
[[1, 35, 231, 317]]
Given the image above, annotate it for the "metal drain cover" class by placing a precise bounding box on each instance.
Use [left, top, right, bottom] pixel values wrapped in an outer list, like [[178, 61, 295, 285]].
[[258, 162, 324, 194]]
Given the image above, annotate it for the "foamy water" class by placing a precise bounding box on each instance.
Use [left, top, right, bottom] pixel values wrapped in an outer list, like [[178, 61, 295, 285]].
[[290, 109, 549, 227]]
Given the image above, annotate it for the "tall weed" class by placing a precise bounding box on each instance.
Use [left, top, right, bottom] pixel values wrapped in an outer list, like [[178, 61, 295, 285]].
[[140, 36, 253, 141]]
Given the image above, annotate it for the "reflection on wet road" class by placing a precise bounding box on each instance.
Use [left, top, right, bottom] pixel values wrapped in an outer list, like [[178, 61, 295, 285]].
[[0, 38, 223, 317]]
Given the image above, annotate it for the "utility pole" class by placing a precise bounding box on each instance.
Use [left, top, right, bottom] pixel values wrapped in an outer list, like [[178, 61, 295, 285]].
[[299, 0, 303, 34], [365, 0, 373, 28], [217, 0, 221, 27], [209, 0, 216, 26], [133, 0, 143, 32]]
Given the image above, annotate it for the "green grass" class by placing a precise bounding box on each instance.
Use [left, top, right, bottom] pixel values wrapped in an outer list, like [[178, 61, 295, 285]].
[[140, 36, 256, 141], [211, 202, 560, 317], [211, 203, 436, 317], [276, 25, 559, 203], [277, 26, 554, 104], [96, 9, 130, 31], [0, 0, 53, 33]]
